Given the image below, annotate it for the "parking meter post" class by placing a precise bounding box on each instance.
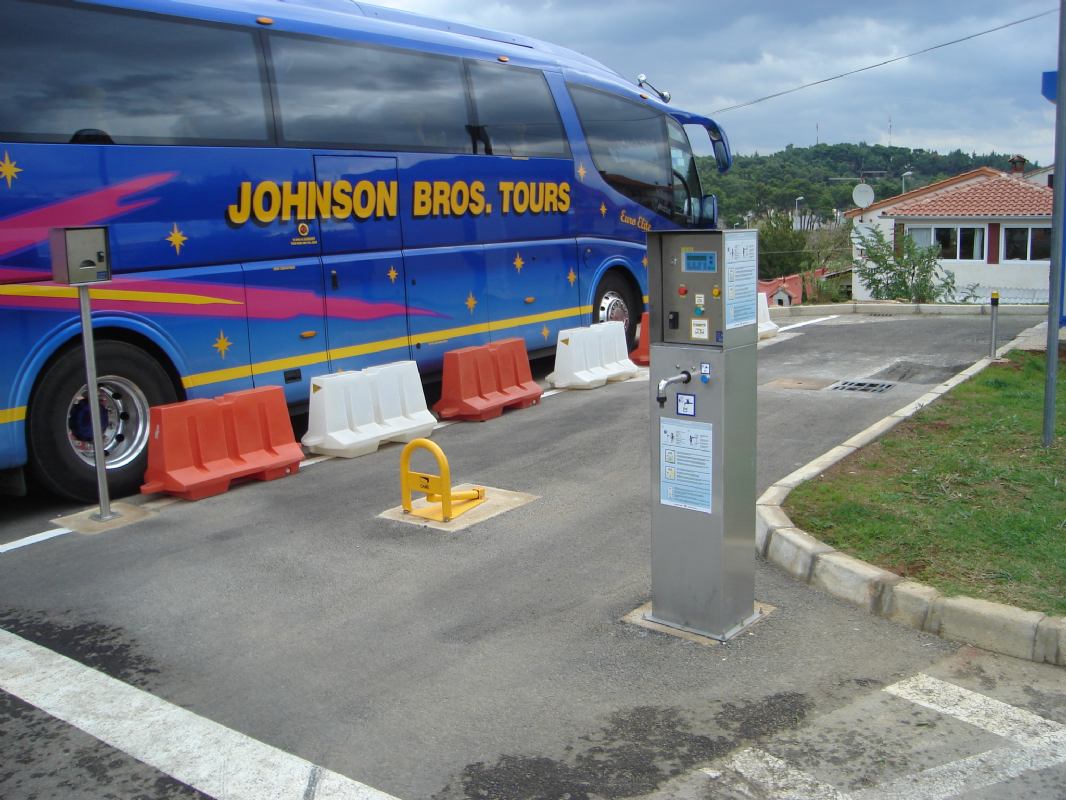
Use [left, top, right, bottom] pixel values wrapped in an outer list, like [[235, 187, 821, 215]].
[[646, 229, 760, 641], [79, 286, 118, 522], [989, 290, 1000, 359]]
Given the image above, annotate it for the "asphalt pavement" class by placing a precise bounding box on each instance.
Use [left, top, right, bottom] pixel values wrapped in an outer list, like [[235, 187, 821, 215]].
[[2, 311, 1063, 800]]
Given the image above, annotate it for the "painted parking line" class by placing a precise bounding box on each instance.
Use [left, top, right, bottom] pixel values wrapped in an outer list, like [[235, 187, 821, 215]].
[[713, 673, 1066, 800], [0, 627, 398, 800], [778, 315, 839, 332], [885, 673, 1065, 743], [0, 527, 71, 554], [710, 748, 853, 799]]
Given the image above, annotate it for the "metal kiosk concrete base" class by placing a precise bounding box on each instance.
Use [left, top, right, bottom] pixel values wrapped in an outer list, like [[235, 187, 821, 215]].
[[646, 229, 760, 641]]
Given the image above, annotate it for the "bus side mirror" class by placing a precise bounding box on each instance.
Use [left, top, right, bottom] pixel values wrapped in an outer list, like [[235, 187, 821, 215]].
[[700, 194, 718, 228]]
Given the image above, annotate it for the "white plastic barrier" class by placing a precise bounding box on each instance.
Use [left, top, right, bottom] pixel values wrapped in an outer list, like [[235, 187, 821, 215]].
[[594, 321, 639, 381], [548, 322, 637, 389], [757, 292, 780, 340], [302, 361, 436, 458]]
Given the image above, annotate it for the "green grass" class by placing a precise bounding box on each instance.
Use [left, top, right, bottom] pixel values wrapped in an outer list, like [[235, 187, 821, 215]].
[[784, 350, 1066, 616]]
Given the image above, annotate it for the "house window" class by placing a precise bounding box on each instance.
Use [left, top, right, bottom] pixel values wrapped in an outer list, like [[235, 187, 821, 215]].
[[1003, 226, 1051, 261], [905, 225, 984, 260]]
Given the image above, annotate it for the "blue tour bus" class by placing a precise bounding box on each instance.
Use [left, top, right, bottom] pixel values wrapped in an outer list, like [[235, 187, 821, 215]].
[[0, 0, 732, 501]]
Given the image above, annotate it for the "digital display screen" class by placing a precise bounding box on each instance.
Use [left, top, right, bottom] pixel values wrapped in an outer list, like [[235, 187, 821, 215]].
[[683, 251, 717, 273]]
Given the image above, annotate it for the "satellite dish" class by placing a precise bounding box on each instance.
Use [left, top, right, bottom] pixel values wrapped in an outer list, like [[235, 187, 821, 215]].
[[852, 182, 875, 208]]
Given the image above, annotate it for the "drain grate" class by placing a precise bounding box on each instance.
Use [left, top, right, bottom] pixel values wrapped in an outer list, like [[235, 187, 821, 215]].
[[827, 379, 896, 394]]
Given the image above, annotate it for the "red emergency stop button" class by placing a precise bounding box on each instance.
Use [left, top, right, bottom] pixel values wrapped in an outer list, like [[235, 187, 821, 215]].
[[678, 284, 688, 297]]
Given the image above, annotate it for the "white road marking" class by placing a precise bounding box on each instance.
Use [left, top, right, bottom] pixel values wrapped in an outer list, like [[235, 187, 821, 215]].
[[706, 674, 1066, 800], [0, 627, 398, 800], [885, 673, 1065, 743], [714, 748, 854, 799], [853, 730, 1066, 800], [778, 315, 839, 332], [0, 528, 71, 554]]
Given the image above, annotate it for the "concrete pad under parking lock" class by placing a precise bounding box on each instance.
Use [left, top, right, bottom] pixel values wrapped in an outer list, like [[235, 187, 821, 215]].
[[379, 483, 538, 532], [623, 601, 776, 646], [52, 501, 154, 534]]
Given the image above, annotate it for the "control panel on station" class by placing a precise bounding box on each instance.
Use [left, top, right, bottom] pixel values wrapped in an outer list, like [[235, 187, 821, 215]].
[[649, 229, 758, 350]]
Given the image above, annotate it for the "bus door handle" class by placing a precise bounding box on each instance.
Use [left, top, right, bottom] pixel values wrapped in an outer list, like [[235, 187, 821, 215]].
[[330, 269, 339, 290]]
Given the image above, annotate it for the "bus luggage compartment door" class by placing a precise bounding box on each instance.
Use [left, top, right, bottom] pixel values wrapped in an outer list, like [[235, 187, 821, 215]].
[[241, 256, 327, 405]]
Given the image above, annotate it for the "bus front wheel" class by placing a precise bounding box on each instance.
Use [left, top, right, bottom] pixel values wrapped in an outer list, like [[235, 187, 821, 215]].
[[591, 272, 640, 351], [27, 341, 178, 502]]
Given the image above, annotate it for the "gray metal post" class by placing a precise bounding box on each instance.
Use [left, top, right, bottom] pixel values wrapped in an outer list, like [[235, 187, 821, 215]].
[[989, 291, 1000, 359], [1045, 2, 1065, 448], [79, 286, 118, 521]]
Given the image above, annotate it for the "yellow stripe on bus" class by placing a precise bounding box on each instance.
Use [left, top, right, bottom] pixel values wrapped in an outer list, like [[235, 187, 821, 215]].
[[182, 305, 591, 390], [0, 406, 27, 425], [0, 285, 241, 306]]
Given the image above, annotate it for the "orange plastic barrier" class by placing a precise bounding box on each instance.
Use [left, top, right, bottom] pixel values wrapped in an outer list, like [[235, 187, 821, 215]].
[[434, 338, 543, 421], [629, 311, 650, 366], [141, 386, 301, 500]]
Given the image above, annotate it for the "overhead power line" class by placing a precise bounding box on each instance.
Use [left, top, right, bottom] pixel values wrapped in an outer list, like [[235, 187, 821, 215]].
[[711, 9, 1057, 115]]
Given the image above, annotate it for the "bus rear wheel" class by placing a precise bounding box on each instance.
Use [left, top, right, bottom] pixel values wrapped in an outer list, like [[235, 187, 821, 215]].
[[591, 272, 640, 351], [27, 341, 177, 503]]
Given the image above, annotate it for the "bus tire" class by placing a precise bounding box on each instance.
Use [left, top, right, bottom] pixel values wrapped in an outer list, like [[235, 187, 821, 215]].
[[27, 341, 177, 503], [591, 271, 640, 351]]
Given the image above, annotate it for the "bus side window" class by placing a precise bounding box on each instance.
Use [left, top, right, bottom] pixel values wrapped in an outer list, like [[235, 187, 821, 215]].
[[568, 84, 671, 217], [1, 0, 270, 146], [269, 33, 471, 153], [466, 61, 570, 159]]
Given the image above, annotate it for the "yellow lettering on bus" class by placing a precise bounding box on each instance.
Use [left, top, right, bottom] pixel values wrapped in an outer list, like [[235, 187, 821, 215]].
[[376, 180, 398, 218], [511, 182, 529, 214], [280, 181, 307, 221], [557, 182, 571, 213], [253, 181, 281, 223], [498, 181, 514, 213], [227, 181, 252, 225], [313, 181, 332, 220], [468, 180, 486, 215], [542, 182, 558, 213], [332, 180, 353, 219], [432, 181, 450, 216], [352, 180, 375, 220], [413, 181, 432, 216]]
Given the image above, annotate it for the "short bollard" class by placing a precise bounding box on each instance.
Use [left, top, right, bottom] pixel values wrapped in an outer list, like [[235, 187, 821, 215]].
[[400, 438, 486, 522], [989, 290, 1000, 358]]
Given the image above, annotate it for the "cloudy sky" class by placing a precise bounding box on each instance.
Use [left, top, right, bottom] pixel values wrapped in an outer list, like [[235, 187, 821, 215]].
[[374, 0, 1060, 166]]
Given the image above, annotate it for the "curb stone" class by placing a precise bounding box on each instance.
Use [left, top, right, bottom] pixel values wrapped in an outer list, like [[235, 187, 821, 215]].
[[757, 321, 1066, 666]]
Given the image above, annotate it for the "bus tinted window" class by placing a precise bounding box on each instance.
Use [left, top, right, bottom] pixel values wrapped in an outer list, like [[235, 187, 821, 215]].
[[568, 85, 671, 216], [468, 62, 569, 158], [0, 1, 270, 145], [271, 35, 471, 152]]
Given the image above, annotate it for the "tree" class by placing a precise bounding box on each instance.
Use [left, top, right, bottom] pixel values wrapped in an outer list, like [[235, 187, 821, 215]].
[[758, 212, 809, 279], [852, 227, 956, 303]]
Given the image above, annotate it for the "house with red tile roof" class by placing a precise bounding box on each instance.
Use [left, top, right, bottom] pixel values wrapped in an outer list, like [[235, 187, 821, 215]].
[[845, 163, 1052, 303]]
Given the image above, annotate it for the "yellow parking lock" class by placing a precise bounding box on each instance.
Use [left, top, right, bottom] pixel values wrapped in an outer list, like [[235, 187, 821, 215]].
[[400, 438, 486, 522]]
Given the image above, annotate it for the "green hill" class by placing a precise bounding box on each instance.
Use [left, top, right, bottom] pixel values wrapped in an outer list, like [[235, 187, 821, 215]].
[[697, 143, 1028, 227]]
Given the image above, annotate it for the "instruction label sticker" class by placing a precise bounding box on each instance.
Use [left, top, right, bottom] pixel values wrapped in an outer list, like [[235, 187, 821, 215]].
[[691, 319, 709, 340], [676, 393, 695, 416], [659, 418, 713, 514], [725, 231, 758, 330]]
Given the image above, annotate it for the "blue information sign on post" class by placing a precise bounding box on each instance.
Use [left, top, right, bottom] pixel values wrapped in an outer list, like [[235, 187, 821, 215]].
[[1042, 70, 1066, 326]]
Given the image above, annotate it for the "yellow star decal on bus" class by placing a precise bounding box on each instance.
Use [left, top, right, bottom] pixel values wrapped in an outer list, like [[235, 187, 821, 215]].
[[577, 163, 587, 181], [212, 330, 232, 359], [0, 151, 22, 189], [387, 265, 398, 283], [600, 202, 607, 217], [567, 268, 577, 286], [166, 224, 188, 254], [542, 325, 551, 340], [642, 255, 648, 269], [465, 291, 478, 314], [513, 253, 524, 273]]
